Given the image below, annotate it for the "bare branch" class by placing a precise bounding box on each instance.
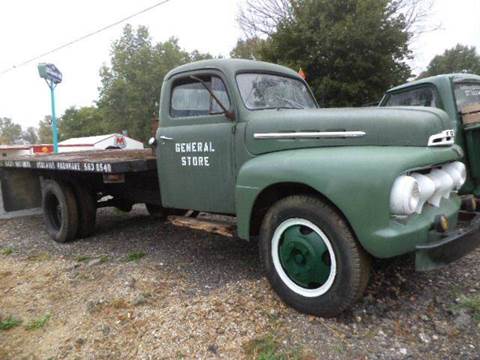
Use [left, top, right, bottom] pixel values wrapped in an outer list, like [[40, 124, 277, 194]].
[[389, 0, 440, 41], [237, 0, 293, 38], [238, 0, 439, 41]]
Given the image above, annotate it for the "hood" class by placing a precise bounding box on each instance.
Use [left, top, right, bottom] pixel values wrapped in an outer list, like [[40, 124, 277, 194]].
[[244, 107, 452, 155]]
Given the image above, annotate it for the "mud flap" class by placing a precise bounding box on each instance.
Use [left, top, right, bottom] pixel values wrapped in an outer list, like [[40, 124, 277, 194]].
[[0, 169, 42, 219]]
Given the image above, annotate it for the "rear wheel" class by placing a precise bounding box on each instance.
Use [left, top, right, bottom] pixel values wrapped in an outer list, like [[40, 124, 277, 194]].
[[259, 195, 370, 317], [42, 180, 79, 243], [72, 183, 97, 238]]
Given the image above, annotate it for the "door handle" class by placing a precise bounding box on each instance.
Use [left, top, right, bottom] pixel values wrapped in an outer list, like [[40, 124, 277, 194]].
[[159, 135, 173, 141]]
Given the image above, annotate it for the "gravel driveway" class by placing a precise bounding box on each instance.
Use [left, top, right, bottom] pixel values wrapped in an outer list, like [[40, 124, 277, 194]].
[[1, 206, 479, 359]]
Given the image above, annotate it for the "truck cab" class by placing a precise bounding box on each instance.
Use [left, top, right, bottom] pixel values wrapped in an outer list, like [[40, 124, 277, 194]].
[[380, 73, 480, 196]]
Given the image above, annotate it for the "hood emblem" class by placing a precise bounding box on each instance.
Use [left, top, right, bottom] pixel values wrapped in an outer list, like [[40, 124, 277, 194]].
[[427, 129, 455, 147], [254, 131, 366, 140]]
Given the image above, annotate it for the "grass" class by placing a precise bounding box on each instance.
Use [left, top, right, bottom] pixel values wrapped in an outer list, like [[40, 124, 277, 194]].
[[76, 255, 108, 263], [243, 335, 304, 360], [75, 255, 91, 262], [126, 252, 146, 262], [27, 252, 51, 261], [0, 247, 13, 256], [25, 314, 51, 330], [457, 295, 480, 321], [0, 316, 22, 330]]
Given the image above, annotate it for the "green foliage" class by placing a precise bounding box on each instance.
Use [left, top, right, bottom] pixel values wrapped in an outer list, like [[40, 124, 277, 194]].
[[37, 116, 54, 144], [0, 316, 22, 330], [59, 106, 105, 140], [25, 314, 51, 330], [457, 295, 480, 321], [126, 251, 146, 262], [75, 255, 91, 262], [236, 0, 412, 107], [0, 117, 22, 144], [22, 127, 38, 144], [243, 335, 303, 360], [97, 24, 212, 143], [1, 248, 13, 255], [420, 44, 480, 78], [230, 37, 270, 60]]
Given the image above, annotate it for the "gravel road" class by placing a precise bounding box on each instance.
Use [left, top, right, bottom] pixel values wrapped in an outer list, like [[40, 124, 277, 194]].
[[1, 206, 479, 359]]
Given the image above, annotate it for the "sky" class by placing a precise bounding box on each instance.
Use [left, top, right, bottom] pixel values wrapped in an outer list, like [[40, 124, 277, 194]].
[[0, 0, 479, 130]]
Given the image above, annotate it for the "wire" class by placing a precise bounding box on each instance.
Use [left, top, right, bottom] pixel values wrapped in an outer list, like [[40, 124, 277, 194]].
[[0, 0, 173, 76]]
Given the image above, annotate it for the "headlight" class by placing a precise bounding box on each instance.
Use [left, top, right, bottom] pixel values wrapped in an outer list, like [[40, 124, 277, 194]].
[[411, 173, 436, 213], [427, 169, 454, 206], [442, 161, 466, 190], [390, 175, 420, 215]]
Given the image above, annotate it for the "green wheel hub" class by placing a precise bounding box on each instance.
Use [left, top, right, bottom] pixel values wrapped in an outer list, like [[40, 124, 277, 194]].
[[279, 224, 332, 288]]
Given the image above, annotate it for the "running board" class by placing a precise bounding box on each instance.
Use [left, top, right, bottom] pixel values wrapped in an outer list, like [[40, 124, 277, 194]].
[[167, 216, 235, 237]]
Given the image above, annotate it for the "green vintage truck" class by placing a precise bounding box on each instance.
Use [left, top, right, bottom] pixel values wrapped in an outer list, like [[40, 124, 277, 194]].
[[380, 73, 480, 196], [1, 60, 480, 317]]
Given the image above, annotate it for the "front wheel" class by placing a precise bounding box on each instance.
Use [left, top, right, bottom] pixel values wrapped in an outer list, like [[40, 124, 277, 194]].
[[259, 195, 370, 317]]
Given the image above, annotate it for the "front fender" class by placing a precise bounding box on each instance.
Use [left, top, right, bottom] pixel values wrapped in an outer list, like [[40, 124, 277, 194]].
[[235, 146, 462, 257]]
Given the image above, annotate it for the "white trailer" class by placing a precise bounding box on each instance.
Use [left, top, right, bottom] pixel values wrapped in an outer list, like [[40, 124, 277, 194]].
[[57, 134, 144, 153]]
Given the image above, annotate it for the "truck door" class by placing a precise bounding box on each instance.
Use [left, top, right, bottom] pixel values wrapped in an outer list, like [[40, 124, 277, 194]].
[[156, 72, 236, 214]]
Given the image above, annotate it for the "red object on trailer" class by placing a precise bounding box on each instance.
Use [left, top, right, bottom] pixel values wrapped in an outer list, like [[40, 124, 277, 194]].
[[32, 145, 54, 154]]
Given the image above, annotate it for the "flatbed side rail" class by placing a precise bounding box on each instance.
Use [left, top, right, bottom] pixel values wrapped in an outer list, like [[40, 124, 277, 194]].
[[0, 149, 157, 174]]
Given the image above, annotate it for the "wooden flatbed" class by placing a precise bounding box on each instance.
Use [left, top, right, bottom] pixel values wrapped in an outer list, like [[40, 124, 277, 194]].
[[0, 149, 157, 174], [0, 149, 161, 219]]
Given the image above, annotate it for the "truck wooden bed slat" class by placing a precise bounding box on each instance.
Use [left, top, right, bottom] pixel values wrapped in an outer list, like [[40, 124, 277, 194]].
[[0, 149, 156, 174]]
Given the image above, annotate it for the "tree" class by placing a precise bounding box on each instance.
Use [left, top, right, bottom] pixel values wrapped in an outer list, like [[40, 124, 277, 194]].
[[238, 0, 435, 40], [236, 0, 413, 107], [230, 37, 269, 60], [60, 106, 105, 140], [97, 24, 212, 142], [38, 116, 54, 144], [21, 127, 38, 144], [420, 44, 480, 78], [0, 117, 22, 144]]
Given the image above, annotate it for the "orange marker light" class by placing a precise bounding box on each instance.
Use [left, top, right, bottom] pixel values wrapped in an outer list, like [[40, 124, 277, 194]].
[[298, 68, 306, 80]]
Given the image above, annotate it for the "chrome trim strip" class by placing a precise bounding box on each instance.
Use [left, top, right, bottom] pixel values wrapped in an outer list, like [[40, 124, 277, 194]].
[[427, 129, 455, 147], [253, 131, 366, 139]]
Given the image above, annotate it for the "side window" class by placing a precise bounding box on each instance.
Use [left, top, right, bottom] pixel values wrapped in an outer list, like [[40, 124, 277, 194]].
[[385, 87, 439, 108], [170, 75, 230, 118]]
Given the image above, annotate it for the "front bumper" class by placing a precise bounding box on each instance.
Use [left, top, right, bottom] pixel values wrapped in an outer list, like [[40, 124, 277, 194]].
[[416, 212, 480, 271]]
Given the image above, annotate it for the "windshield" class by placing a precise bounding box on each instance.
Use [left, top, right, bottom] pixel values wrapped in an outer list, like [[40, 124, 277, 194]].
[[236, 73, 317, 110], [455, 82, 480, 112]]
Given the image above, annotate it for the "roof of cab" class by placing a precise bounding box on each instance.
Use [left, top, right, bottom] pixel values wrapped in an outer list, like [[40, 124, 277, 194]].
[[387, 73, 480, 93], [165, 58, 300, 80]]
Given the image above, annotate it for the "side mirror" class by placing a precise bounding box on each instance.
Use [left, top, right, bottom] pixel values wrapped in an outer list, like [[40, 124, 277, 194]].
[[148, 137, 157, 147]]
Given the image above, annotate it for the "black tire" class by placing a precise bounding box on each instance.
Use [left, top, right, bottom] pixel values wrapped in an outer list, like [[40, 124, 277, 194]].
[[42, 179, 79, 243], [259, 195, 370, 317], [145, 204, 185, 219], [72, 183, 97, 238]]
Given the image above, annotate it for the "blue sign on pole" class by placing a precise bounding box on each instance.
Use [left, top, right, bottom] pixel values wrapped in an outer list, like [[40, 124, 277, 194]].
[[38, 63, 62, 153]]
